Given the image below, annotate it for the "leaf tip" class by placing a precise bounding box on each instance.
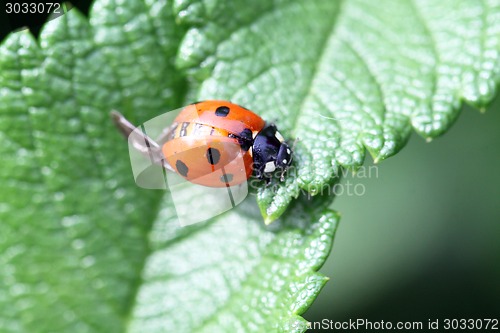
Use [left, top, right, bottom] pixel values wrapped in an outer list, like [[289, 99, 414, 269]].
[[263, 215, 276, 225], [258, 202, 276, 225]]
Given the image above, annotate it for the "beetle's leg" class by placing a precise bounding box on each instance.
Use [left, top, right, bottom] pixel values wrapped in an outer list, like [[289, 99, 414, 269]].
[[278, 168, 286, 182], [111, 110, 174, 171]]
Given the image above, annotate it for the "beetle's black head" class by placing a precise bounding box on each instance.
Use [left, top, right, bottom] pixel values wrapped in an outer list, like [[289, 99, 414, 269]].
[[252, 124, 293, 181]]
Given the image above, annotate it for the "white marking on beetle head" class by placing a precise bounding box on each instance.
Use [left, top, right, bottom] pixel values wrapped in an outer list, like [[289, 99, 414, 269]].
[[264, 161, 276, 173], [286, 148, 291, 155], [282, 159, 288, 165], [275, 131, 285, 142]]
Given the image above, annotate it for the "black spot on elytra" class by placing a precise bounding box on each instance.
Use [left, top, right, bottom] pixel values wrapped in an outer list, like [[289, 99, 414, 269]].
[[176, 160, 189, 177], [237, 128, 253, 151], [238, 140, 251, 151], [220, 173, 234, 183], [239, 128, 252, 140], [215, 106, 230, 117], [206, 148, 221, 165]]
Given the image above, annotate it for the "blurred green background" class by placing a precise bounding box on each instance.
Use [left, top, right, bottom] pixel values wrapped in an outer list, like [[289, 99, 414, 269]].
[[306, 95, 500, 330]]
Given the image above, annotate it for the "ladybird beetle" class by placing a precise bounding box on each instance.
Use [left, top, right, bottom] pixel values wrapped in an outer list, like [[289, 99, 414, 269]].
[[112, 100, 293, 187]]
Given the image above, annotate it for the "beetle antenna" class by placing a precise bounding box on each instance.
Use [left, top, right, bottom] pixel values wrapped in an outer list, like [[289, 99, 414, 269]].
[[291, 137, 299, 152], [311, 113, 339, 121]]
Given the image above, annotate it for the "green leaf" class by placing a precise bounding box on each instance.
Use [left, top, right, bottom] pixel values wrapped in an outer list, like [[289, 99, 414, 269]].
[[176, 0, 500, 221], [127, 194, 338, 333], [0, 1, 337, 332], [0, 1, 185, 331], [0, 1, 499, 333]]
